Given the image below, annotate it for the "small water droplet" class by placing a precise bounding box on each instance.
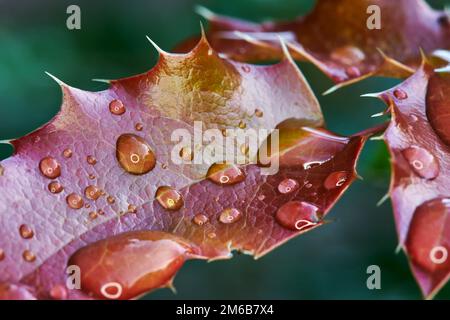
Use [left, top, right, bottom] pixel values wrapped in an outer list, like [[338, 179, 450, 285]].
[[116, 134, 156, 175], [275, 201, 320, 231], [278, 178, 299, 194], [39, 157, 61, 179], [135, 123, 143, 131], [324, 171, 348, 190], [85, 185, 102, 200], [98, 209, 105, 215], [19, 224, 34, 239], [179, 147, 193, 162], [50, 285, 68, 300], [155, 186, 184, 211], [219, 208, 242, 224], [63, 149, 73, 158], [258, 195, 266, 201], [87, 155, 97, 165], [89, 211, 98, 220], [67, 193, 84, 209], [128, 204, 137, 214], [394, 89, 408, 100], [241, 65, 251, 73], [254, 109, 263, 118], [109, 99, 126, 115], [238, 121, 247, 129], [23, 250, 36, 262], [48, 181, 64, 194], [193, 214, 208, 226], [402, 146, 439, 180], [107, 196, 115, 204], [207, 163, 245, 186]]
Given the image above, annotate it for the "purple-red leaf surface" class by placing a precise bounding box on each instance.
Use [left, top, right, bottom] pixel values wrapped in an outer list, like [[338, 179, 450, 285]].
[[0, 37, 375, 300]]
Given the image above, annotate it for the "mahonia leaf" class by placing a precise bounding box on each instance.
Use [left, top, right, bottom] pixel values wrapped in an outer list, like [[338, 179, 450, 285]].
[[0, 35, 377, 300], [368, 53, 450, 299], [177, 0, 450, 93]]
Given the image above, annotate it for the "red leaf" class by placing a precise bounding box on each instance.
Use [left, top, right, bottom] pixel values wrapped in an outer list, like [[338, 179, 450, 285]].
[[177, 0, 450, 92], [0, 36, 377, 299], [370, 55, 450, 299]]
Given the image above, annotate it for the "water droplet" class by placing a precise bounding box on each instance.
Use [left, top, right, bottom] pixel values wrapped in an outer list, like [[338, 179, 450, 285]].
[[402, 146, 439, 180], [278, 178, 299, 194], [241, 65, 251, 73], [116, 134, 156, 175], [258, 195, 266, 201], [107, 196, 115, 204], [179, 147, 193, 162], [345, 66, 361, 78], [330, 46, 365, 65], [155, 186, 184, 211], [275, 201, 320, 231], [85, 203, 91, 209], [63, 149, 73, 158], [254, 109, 263, 118], [19, 224, 34, 239], [67, 193, 84, 209], [109, 99, 126, 115], [0, 249, 4, 261], [135, 123, 143, 131], [207, 163, 245, 186], [88, 174, 96, 180], [219, 208, 242, 224], [87, 155, 97, 165], [39, 157, 61, 179], [238, 121, 247, 129], [193, 214, 208, 226], [48, 181, 63, 194], [23, 250, 36, 263], [89, 211, 98, 220], [394, 89, 408, 100], [84, 185, 102, 200], [128, 204, 137, 214], [324, 171, 348, 190], [98, 209, 105, 215], [50, 285, 68, 300], [68, 230, 194, 300]]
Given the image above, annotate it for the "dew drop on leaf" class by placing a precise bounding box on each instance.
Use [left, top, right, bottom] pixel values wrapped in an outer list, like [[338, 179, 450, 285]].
[[89, 211, 98, 220], [206, 163, 245, 186], [107, 196, 115, 204], [219, 208, 242, 224], [109, 99, 126, 115], [116, 134, 156, 175], [85, 185, 102, 200], [402, 146, 439, 180], [39, 157, 61, 179], [66, 193, 84, 210], [275, 201, 319, 231], [63, 149, 73, 158], [324, 171, 348, 190], [278, 178, 299, 194], [19, 224, 34, 239], [22, 250, 36, 263], [135, 123, 143, 131], [87, 156, 97, 165], [238, 121, 247, 129], [155, 186, 184, 211], [48, 181, 63, 194], [193, 214, 208, 226], [127, 204, 137, 214]]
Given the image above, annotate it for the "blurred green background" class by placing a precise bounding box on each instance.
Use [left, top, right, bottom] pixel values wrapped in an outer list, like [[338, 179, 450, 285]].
[[0, 0, 449, 299]]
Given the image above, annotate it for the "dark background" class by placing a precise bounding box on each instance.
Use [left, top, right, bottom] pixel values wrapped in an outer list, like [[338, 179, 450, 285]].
[[0, 0, 449, 299]]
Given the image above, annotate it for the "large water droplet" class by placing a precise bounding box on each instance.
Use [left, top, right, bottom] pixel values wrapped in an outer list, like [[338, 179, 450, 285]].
[[22, 250, 36, 263], [324, 171, 348, 190], [68, 231, 195, 300], [207, 163, 245, 186], [193, 214, 208, 226], [275, 201, 320, 231], [155, 186, 184, 211], [39, 157, 61, 179], [116, 134, 156, 175], [109, 99, 126, 115], [48, 181, 64, 194], [278, 178, 299, 194], [19, 224, 34, 239], [85, 185, 102, 200], [402, 146, 439, 180], [219, 208, 242, 224], [67, 193, 84, 209]]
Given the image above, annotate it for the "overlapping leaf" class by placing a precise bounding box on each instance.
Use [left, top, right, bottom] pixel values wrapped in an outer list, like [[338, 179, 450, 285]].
[[177, 0, 450, 92], [0, 36, 377, 300], [368, 53, 450, 298]]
